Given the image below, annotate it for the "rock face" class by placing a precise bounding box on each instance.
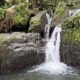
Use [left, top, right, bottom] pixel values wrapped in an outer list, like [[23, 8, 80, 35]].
[[0, 32, 45, 74], [60, 31, 80, 68], [29, 11, 47, 33]]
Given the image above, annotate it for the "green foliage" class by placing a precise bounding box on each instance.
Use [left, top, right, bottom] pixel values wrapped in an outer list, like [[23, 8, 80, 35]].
[[0, 2, 33, 32], [54, 2, 66, 16], [62, 13, 80, 43], [62, 13, 80, 29], [73, 28, 80, 43], [52, 1, 68, 22], [0, 8, 6, 21], [13, 15, 24, 24], [63, 30, 72, 42], [15, 4, 32, 25]]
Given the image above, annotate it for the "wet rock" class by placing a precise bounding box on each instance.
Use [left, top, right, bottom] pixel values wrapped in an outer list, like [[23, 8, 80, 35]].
[[0, 32, 45, 74]]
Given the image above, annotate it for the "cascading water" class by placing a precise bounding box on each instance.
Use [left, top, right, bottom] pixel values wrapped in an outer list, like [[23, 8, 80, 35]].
[[45, 11, 53, 39], [29, 11, 70, 74], [45, 24, 61, 63], [69, 9, 80, 17]]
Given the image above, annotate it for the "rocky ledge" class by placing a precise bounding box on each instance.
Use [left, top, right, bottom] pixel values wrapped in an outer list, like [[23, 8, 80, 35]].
[[0, 32, 45, 74]]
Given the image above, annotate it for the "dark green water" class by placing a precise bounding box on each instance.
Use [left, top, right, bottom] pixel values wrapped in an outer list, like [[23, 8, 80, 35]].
[[0, 68, 80, 80]]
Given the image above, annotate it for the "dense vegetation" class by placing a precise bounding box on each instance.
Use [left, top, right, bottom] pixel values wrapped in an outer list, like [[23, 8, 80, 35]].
[[62, 13, 80, 43]]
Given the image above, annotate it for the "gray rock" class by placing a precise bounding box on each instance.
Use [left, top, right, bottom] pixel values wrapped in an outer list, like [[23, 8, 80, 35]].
[[29, 11, 47, 33], [0, 32, 45, 74]]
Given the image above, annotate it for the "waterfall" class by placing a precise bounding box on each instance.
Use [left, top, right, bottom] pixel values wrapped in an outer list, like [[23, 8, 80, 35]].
[[45, 24, 61, 63], [69, 9, 80, 17], [45, 11, 53, 39], [29, 11, 71, 74]]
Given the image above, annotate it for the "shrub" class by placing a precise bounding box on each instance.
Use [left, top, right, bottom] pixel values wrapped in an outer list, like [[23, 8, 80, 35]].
[[0, 8, 6, 21], [62, 13, 80, 43]]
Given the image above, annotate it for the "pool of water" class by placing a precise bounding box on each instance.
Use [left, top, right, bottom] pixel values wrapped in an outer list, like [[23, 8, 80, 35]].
[[0, 67, 80, 80]]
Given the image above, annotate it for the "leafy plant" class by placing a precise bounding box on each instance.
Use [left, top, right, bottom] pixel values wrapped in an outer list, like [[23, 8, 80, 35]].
[[13, 15, 24, 24], [62, 13, 80, 43], [0, 8, 6, 21], [54, 2, 66, 16]]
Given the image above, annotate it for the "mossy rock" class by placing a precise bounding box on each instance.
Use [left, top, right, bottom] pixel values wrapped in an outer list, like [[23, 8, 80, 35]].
[[51, 2, 69, 27], [62, 12, 80, 43], [29, 11, 46, 33]]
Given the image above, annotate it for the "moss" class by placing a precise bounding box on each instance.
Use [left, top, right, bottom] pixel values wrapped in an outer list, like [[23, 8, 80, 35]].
[[29, 11, 46, 32], [0, 34, 13, 45], [62, 13, 80, 43], [29, 21, 41, 31]]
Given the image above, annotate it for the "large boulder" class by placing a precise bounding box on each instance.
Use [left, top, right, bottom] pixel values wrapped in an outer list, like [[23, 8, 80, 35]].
[[0, 32, 45, 74], [29, 11, 47, 33]]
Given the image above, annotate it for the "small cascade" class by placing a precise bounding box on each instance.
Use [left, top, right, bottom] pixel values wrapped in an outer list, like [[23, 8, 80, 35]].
[[45, 11, 53, 40], [29, 24, 69, 74], [29, 11, 73, 74], [45, 24, 61, 63], [69, 9, 80, 17]]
